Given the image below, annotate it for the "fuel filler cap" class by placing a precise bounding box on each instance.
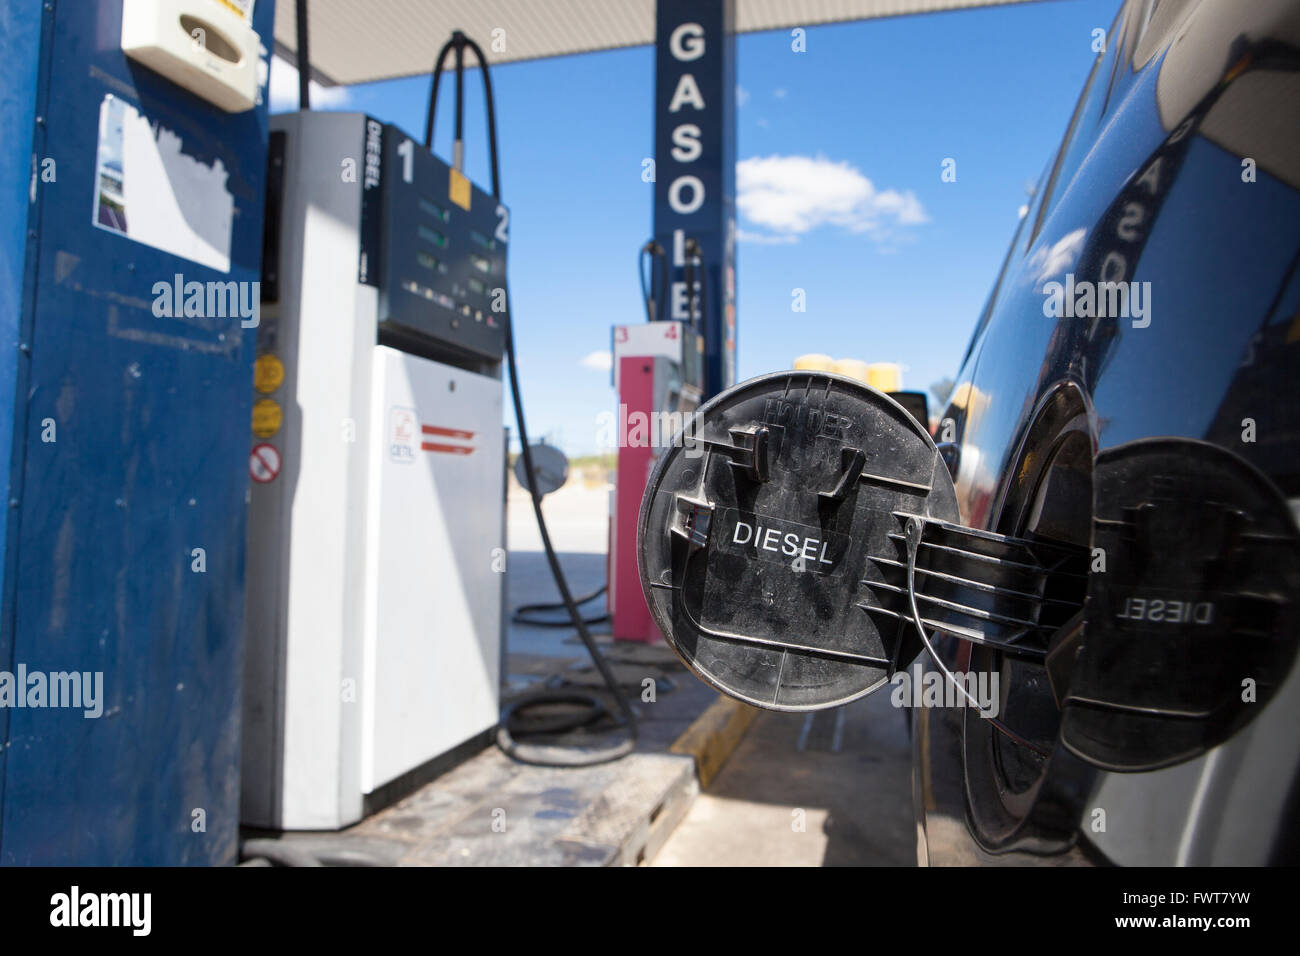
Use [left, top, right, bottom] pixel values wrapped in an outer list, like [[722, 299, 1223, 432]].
[[638, 371, 960, 711]]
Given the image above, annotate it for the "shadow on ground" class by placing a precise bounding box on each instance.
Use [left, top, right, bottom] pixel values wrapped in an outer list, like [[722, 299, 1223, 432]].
[[654, 689, 917, 866]]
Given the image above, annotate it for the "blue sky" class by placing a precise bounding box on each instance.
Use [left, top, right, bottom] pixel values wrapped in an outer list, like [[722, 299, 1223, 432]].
[[271, 0, 1122, 455]]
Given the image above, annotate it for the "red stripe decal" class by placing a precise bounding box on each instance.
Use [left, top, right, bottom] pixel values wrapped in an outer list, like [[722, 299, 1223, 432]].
[[422, 425, 475, 439], [422, 442, 474, 455]]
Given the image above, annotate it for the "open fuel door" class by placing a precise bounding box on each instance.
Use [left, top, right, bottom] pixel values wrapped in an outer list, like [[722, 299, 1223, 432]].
[[635, 370, 1085, 711], [639, 372, 1299, 782]]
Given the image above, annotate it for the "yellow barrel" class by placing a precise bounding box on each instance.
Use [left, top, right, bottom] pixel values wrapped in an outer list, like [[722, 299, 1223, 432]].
[[831, 358, 872, 384], [793, 353, 836, 372], [864, 362, 903, 392]]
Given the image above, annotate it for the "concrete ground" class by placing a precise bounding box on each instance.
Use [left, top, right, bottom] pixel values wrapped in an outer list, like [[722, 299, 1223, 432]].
[[501, 473, 610, 668], [653, 689, 918, 867], [506, 470, 611, 555]]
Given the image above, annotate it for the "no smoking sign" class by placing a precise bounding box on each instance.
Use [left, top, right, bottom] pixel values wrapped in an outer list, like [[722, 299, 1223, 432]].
[[249, 443, 281, 484]]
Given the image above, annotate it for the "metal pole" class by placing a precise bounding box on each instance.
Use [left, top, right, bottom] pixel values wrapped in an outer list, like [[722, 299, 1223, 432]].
[[295, 0, 311, 110]]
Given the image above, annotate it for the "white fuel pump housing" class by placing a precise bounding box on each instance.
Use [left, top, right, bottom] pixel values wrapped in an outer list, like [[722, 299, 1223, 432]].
[[121, 0, 261, 113]]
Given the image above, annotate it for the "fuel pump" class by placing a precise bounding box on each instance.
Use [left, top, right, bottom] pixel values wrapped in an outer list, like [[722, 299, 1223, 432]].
[[608, 239, 705, 642], [242, 22, 525, 828]]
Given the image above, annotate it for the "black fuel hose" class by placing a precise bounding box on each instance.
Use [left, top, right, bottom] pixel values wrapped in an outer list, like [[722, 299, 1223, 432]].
[[499, 305, 638, 765], [428, 31, 636, 766], [639, 240, 667, 324]]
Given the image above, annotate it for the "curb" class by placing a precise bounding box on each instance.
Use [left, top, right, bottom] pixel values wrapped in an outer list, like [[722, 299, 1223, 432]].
[[669, 694, 760, 791], [610, 756, 699, 866]]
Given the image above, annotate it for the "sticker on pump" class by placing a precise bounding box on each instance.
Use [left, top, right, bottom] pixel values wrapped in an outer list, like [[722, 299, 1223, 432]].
[[215, 0, 255, 22], [249, 443, 280, 484], [252, 398, 282, 438], [449, 168, 472, 211], [254, 354, 284, 394]]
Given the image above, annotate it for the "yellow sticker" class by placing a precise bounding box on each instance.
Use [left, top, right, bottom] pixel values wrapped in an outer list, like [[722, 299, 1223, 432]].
[[252, 398, 283, 438], [254, 354, 284, 394], [449, 168, 472, 211], [213, 0, 254, 23]]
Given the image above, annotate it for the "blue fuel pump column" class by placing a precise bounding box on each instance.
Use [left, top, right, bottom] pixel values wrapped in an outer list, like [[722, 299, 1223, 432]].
[[652, 0, 737, 399], [0, 1, 274, 865]]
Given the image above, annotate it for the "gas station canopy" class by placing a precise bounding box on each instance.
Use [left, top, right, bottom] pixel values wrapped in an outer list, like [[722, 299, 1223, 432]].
[[274, 0, 1044, 85]]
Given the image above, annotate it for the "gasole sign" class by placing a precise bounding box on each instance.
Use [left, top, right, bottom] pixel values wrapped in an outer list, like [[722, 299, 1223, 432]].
[[653, 0, 737, 397]]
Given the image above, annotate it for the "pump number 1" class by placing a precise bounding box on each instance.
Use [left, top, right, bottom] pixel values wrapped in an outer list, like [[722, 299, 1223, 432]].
[[398, 138, 414, 183]]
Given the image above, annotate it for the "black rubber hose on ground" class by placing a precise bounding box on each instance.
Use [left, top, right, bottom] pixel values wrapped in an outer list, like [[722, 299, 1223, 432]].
[[240, 838, 386, 867], [512, 583, 609, 627]]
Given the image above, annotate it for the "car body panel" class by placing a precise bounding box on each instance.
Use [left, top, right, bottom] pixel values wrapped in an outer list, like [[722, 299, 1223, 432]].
[[916, 0, 1300, 865]]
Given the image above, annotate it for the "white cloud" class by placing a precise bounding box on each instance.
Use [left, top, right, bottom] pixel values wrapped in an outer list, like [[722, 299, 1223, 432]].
[[773, 88, 787, 99], [579, 350, 612, 371], [736, 85, 750, 108], [736, 154, 928, 243], [268, 55, 351, 113], [736, 229, 799, 245]]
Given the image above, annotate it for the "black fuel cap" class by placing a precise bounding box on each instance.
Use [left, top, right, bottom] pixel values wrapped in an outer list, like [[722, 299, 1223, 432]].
[[638, 371, 960, 711]]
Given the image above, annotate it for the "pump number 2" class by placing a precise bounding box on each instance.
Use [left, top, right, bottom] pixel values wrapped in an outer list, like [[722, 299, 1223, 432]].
[[495, 205, 509, 244]]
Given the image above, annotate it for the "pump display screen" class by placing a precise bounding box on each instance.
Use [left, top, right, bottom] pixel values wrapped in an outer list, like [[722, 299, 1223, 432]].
[[358, 118, 509, 362]]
